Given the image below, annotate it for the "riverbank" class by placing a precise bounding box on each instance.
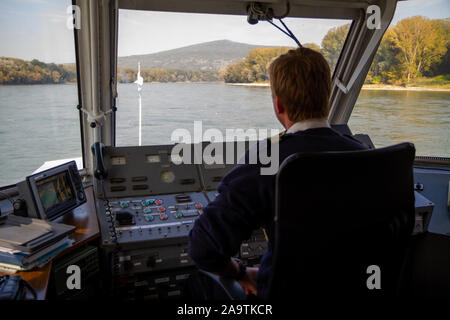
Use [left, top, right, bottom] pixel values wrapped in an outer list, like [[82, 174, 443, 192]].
[[362, 84, 450, 92], [227, 82, 450, 92]]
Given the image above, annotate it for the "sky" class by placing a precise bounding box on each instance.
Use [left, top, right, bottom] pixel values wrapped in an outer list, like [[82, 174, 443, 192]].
[[0, 0, 448, 64]]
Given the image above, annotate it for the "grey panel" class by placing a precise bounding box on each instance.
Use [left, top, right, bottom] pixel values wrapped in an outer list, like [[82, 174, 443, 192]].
[[102, 144, 201, 198], [414, 167, 450, 236], [197, 141, 251, 190]]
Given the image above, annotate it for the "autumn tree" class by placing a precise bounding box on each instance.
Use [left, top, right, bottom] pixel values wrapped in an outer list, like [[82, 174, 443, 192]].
[[303, 42, 321, 52], [223, 47, 292, 83], [321, 24, 351, 70], [387, 16, 447, 84]]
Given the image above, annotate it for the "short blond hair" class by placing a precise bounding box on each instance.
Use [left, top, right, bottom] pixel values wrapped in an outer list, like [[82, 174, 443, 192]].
[[269, 47, 331, 122]]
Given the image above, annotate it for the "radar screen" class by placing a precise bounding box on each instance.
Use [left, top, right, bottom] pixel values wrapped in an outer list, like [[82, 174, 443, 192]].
[[36, 172, 74, 214]]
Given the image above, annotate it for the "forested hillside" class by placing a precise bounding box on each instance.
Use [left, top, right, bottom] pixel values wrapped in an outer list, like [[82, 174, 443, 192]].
[[0, 58, 76, 85], [118, 40, 262, 71], [1, 17, 448, 86], [223, 17, 450, 86]]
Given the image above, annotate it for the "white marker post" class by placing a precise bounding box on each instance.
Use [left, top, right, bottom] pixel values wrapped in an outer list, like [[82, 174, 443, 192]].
[[134, 62, 144, 146]]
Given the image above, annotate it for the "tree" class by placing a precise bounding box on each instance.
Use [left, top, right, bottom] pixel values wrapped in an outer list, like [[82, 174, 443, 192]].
[[387, 16, 447, 84], [321, 24, 351, 70], [223, 47, 292, 83], [303, 42, 321, 52], [427, 18, 450, 76], [51, 71, 61, 83]]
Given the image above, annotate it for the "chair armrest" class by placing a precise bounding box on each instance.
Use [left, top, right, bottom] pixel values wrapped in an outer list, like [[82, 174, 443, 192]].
[[199, 270, 247, 300]]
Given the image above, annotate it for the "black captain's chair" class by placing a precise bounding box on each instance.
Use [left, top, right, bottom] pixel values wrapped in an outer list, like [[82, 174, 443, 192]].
[[200, 142, 416, 300]]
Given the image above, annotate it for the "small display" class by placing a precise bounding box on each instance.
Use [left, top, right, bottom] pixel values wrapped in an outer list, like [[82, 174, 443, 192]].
[[146, 155, 161, 163], [111, 156, 126, 165], [36, 172, 75, 214]]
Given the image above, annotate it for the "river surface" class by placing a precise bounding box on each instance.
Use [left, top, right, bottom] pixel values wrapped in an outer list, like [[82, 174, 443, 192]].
[[0, 83, 449, 186]]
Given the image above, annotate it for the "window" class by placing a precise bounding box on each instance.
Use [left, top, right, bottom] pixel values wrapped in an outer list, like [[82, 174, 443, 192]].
[[116, 10, 351, 146], [0, 0, 81, 186], [348, 1, 450, 158]]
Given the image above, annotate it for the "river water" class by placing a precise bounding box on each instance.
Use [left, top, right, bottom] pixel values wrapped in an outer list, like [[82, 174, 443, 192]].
[[0, 82, 449, 186]]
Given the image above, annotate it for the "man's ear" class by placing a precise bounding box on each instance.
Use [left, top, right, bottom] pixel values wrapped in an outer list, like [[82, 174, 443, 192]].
[[275, 96, 285, 115]]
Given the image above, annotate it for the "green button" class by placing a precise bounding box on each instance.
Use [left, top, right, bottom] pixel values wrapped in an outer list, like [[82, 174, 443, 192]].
[[145, 215, 154, 222], [149, 199, 155, 204]]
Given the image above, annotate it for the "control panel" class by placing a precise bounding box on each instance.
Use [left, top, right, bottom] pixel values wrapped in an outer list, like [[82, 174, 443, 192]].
[[206, 190, 268, 265], [93, 142, 268, 298], [106, 193, 206, 246]]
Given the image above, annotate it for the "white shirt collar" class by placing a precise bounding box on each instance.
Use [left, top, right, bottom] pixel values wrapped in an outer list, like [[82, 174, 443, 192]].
[[286, 118, 330, 134]]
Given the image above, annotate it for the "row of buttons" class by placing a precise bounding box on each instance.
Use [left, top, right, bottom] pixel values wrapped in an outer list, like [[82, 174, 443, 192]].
[[119, 199, 164, 208], [144, 213, 168, 222], [143, 206, 166, 214], [143, 210, 203, 222], [117, 223, 193, 237]]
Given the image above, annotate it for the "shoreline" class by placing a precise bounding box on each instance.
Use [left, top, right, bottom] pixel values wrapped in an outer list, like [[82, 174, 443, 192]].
[[361, 84, 450, 92], [1, 81, 449, 92], [227, 82, 450, 92]]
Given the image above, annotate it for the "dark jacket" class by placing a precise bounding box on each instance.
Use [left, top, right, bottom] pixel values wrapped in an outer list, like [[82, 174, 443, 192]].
[[188, 127, 367, 298]]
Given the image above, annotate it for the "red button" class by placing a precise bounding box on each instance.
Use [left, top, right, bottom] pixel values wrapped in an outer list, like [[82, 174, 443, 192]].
[[195, 203, 203, 209], [160, 213, 168, 220], [155, 199, 163, 205], [158, 207, 165, 212]]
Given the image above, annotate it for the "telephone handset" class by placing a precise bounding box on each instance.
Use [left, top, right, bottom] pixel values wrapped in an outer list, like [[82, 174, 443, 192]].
[[91, 142, 121, 282], [91, 142, 108, 180]]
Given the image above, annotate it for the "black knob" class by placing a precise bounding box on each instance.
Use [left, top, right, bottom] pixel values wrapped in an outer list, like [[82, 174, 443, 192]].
[[123, 260, 133, 271], [13, 199, 27, 216], [147, 256, 156, 268]]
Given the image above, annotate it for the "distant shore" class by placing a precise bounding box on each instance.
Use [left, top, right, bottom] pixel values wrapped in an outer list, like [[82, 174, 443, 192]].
[[2, 82, 449, 92], [227, 82, 450, 92]]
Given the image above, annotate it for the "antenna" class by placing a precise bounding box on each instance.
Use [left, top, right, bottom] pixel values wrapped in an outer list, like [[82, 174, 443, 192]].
[[134, 62, 144, 146]]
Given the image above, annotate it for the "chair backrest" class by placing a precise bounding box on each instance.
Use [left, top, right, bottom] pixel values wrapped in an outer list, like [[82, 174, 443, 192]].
[[269, 143, 416, 299]]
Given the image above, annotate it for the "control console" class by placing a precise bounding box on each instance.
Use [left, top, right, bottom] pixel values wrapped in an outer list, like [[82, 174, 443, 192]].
[[93, 142, 268, 298]]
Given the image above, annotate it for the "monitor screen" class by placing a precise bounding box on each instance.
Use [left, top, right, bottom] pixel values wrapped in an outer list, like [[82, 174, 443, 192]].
[[36, 171, 75, 216]]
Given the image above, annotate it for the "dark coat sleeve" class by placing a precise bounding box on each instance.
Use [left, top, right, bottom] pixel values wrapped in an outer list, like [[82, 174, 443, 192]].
[[188, 162, 272, 272]]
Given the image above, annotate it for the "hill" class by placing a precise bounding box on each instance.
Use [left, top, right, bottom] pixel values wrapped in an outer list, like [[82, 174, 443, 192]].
[[118, 40, 264, 71]]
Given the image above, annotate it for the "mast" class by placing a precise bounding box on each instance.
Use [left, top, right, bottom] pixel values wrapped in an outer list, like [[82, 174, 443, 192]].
[[134, 62, 144, 146]]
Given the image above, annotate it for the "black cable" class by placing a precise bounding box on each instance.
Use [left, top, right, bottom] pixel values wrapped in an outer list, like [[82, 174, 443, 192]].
[[267, 19, 292, 38], [278, 18, 302, 47], [267, 18, 302, 47]]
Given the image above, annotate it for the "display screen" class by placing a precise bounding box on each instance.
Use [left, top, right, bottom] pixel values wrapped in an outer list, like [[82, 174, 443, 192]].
[[36, 171, 75, 215]]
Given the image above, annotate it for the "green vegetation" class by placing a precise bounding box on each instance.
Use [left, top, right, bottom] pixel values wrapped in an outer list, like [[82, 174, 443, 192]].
[[367, 17, 449, 86], [118, 67, 220, 83], [408, 75, 450, 89], [0, 57, 76, 85], [224, 17, 449, 87], [223, 47, 292, 83]]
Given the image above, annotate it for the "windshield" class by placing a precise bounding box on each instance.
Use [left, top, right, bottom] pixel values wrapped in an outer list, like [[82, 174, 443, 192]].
[[116, 10, 351, 146], [348, 1, 450, 158], [0, 0, 80, 186]]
